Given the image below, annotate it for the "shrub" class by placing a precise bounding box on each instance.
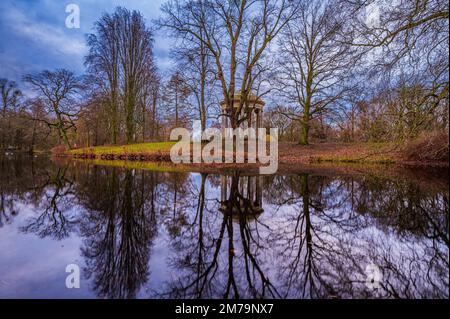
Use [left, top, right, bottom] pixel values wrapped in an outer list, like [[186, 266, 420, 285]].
[[402, 131, 449, 162]]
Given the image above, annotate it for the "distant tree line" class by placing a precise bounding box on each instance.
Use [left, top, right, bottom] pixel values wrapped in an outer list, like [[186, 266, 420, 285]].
[[0, 0, 448, 151]]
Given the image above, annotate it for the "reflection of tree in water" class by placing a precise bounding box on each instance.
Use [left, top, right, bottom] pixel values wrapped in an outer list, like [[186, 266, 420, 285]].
[[77, 167, 159, 299], [159, 171, 448, 299], [157, 173, 217, 298], [0, 156, 51, 227], [347, 177, 449, 298], [158, 172, 195, 237], [266, 173, 449, 298], [20, 164, 78, 239], [0, 157, 20, 227], [220, 173, 280, 298], [159, 172, 281, 299], [272, 174, 336, 298], [2, 156, 448, 299]]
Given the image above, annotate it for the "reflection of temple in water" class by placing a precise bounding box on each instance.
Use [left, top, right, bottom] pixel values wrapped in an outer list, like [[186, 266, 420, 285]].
[[219, 175, 264, 219]]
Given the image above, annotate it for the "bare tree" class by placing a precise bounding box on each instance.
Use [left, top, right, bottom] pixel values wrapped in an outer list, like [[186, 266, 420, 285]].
[[162, 71, 192, 129], [86, 7, 157, 144], [0, 79, 22, 149], [116, 8, 155, 143], [340, 0, 449, 129], [172, 42, 217, 131], [276, 0, 356, 145], [24, 69, 82, 150], [0, 79, 21, 118], [86, 13, 121, 144], [159, 0, 300, 128], [340, 0, 448, 65]]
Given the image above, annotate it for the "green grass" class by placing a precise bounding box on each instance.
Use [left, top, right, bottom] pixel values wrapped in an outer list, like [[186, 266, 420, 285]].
[[67, 141, 397, 166], [68, 142, 176, 155], [79, 158, 189, 172], [312, 155, 396, 164]]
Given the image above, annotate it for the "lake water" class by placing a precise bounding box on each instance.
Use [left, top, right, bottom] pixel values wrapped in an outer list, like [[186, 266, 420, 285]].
[[0, 156, 448, 299]]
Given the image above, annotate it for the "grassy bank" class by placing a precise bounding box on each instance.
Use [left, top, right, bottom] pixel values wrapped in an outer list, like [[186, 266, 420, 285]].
[[63, 140, 448, 167], [68, 142, 176, 156]]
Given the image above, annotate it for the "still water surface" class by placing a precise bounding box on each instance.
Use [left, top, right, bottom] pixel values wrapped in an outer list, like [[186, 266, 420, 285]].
[[0, 156, 448, 298]]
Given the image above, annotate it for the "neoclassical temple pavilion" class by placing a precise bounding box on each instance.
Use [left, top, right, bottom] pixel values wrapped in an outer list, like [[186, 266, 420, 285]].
[[220, 92, 265, 132]]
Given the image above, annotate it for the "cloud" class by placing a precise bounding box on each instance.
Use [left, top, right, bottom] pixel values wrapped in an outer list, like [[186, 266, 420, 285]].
[[0, 0, 174, 84], [4, 6, 86, 57]]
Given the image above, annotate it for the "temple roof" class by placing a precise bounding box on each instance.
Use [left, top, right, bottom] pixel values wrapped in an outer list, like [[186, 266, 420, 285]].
[[220, 91, 265, 110]]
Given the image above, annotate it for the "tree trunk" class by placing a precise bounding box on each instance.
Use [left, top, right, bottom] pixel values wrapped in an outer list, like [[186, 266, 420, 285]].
[[299, 124, 309, 145], [61, 128, 72, 150], [125, 82, 135, 144], [151, 93, 157, 141], [111, 90, 118, 144], [299, 109, 310, 145], [29, 120, 36, 154], [55, 106, 72, 150], [142, 102, 146, 142], [300, 66, 313, 145], [200, 42, 207, 132]]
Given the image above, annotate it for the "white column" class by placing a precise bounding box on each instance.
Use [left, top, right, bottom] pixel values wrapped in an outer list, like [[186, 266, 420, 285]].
[[256, 111, 261, 136]]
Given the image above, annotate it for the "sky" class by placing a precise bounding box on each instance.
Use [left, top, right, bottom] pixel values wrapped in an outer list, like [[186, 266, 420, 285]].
[[0, 0, 173, 87]]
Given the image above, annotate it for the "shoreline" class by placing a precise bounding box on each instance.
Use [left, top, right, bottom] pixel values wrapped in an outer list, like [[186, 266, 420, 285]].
[[63, 152, 449, 169], [52, 157, 449, 193], [61, 141, 449, 169]]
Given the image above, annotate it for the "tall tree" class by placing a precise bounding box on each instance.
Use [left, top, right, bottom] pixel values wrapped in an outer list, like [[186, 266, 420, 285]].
[[86, 7, 157, 144], [159, 0, 300, 129], [117, 8, 155, 143], [276, 0, 355, 145], [86, 13, 121, 144]]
